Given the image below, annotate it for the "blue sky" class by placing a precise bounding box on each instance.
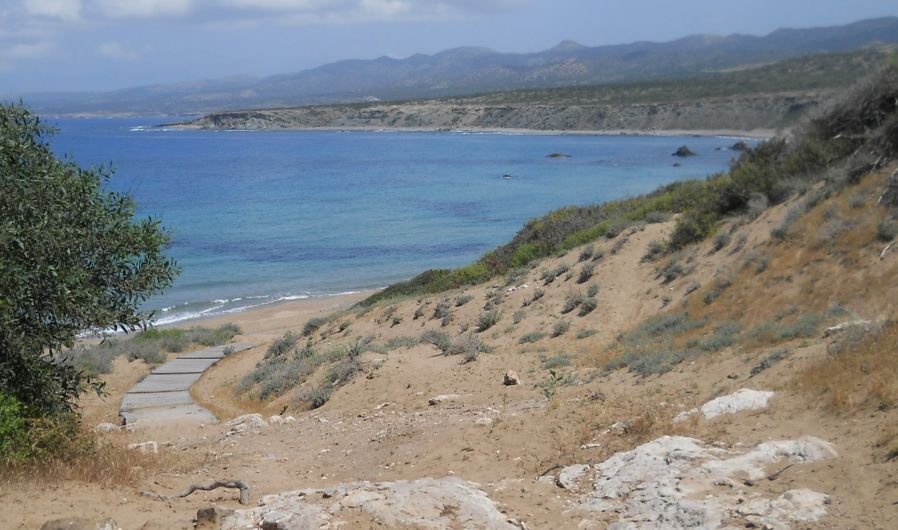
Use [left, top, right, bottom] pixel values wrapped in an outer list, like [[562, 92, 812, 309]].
[[1, 0, 895, 94]]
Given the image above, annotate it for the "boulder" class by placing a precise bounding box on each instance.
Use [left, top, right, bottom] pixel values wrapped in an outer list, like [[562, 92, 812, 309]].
[[503, 371, 520, 386], [94, 423, 120, 433], [699, 388, 775, 420], [556, 464, 590, 492], [196, 506, 235, 530], [428, 394, 461, 406], [731, 140, 750, 151]]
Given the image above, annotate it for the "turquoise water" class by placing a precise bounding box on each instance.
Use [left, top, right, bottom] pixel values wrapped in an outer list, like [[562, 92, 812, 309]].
[[49, 118, 746, 324]]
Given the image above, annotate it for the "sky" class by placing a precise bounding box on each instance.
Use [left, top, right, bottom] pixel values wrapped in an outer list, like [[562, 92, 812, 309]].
[[1, 0, 895, 94]]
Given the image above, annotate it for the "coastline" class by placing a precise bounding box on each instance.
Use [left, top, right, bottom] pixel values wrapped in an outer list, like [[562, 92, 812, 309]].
[[171, 123, 779, 139], [160, 290, 374, 336]]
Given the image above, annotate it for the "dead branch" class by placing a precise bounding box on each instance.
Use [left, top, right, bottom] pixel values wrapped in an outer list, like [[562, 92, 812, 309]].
[[141, 479, 251, 504]]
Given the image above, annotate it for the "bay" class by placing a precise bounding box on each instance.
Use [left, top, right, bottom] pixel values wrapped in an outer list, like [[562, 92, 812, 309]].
[[48, 117, 746, 324]]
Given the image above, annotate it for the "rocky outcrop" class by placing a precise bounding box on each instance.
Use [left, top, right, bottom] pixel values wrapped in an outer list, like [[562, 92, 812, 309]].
[[561, 435, 837, 529], [673, 145, 697, 157], [185, 92, 828, 133], [675, 389, 775, 422], [220, 477, 520, 529]]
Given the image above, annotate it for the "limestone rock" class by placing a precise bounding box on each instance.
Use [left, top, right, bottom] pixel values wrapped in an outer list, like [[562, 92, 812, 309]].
[[269, 415, 297, 425], [127, 441, 158, 454], [699, 388, 775, 420], [226, 413, 269, 433], [95, 422, 120, 433], [503, 371, 520, 386], [220, 477, 519, 529], [569, 434, 836, 529], [556, 464, 590, 492], [428, 394, 461, 406], [475, 417, 494, 427], [40, 518, 120, 530]]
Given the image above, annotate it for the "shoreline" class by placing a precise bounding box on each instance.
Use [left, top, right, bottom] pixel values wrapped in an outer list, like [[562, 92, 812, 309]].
[[159, 290, 374, 335], [169, 123, 779, 139]]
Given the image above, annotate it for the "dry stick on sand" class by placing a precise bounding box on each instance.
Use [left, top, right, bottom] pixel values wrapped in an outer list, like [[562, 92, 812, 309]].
[[141, 480, 252, 505]]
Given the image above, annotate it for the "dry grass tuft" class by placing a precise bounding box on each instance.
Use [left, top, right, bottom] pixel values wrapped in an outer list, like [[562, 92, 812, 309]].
[[795, 318, 898, 414]]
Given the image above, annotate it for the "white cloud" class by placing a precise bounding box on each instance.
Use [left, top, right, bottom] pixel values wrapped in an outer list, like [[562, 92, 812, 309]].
[[95, 0, 193, 18], [97, 41, 140, 60], [24, 0, 82, 21], [0, 41, 56, 60]]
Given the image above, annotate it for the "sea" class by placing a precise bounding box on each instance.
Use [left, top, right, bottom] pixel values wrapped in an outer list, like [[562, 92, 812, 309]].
[[48, 117, 748, 325]]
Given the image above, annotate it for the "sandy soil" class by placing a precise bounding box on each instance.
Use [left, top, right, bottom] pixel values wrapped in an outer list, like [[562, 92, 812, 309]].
[[5, 169, 898, 529]]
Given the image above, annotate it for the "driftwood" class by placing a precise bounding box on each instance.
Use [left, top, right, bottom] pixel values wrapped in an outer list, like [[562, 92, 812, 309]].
[[141, 479, 251, 504]]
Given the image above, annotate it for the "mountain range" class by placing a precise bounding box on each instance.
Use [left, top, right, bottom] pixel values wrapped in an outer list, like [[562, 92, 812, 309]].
[[16, 16, 898, 116]]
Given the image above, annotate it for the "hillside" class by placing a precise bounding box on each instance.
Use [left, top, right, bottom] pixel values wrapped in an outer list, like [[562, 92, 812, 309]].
[[185, 50, 887, 133], [9, 59, 898, 529], [17, 16, 898, 116]]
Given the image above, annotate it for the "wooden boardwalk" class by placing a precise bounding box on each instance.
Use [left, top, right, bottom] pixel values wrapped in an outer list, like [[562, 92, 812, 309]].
[[119, 343, 254, 425]]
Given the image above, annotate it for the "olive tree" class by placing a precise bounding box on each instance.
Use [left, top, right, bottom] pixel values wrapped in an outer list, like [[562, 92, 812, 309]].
[[0, 103, 178, 416]]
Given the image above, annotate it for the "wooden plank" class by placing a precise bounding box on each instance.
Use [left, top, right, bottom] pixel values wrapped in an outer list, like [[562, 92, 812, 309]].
[[128, 373, 204, 394], [152, 358, 219, 374]]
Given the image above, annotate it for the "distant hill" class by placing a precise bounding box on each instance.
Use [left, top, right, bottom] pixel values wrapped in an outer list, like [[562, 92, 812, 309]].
[[184, 50, 890, 134], [16, 16, 898, 116]]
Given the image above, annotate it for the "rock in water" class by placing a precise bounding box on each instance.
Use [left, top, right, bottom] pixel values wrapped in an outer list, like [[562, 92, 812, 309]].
[[672, 145, 696, 157], [731, 140, 750, 151], [546, 153, 572, 159]]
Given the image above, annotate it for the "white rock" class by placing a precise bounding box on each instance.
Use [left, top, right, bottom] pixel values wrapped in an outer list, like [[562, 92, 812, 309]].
[[428, 394, 461, 406], [95, 422, 120, 432], [738, 489, 831, 529], [226, 413, 268, 430], [556, 464, 590, 492], [571, 434, 836, 529], [475, 417, 494, 427], [221, 477, 518, 530], [269, 415, 297, 425], [699, 389, 774, 420], [127, 441, 158, 454]]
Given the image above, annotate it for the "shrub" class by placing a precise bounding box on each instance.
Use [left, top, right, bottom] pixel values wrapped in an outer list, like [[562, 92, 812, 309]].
[[552, 320, 571, 337], [540, 354, 571, 369], [661, 258, 685, 283], [513, 310, 525, 324], [266, 331, 299, 359], [578, 246, 594, 262], [455, 294, 474, 307], [384, 336, 420, 349], [576, 329, 597, 339], [876, 219, 898, 242], [413, 305, 425, 320], [750, 349, 789, 375], [519, 332, 546, 344], [531, 288, 545, 302], [711, 232, 731, 253], [642, 240, 666, 262], [433, 300, 451, 320], [579, 297, 598, 316], [586, 284, 599, 298], [561, 293, 583, 314], [303, 317, 328, 337], [771, 207, 802, 241], [477, 310, 501, 332], [577, 263, 595, 284], [703, 276, 733, 305], [422, 329, 452, 353], [445, 334, 492, 360]]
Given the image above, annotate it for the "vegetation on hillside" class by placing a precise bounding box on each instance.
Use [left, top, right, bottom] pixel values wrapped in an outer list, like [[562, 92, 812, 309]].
[[362, 57, 898, 307]]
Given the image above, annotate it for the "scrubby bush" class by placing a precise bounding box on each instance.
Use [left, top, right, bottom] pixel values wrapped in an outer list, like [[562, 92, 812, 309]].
[[266, 331, 299, 359], [586, 284, 600, 298], [561, 293, 583, 314], [578, 246, 594, 262], [519, 332, 546, 344], [303, 317, 328, 337], [642, 240, 666, 262], [876, 219, 898, 242], [477, 310, 501, 332], [455, 295, 474, 307], [552, 320, 571, 337], [577, 263, 595, 284], [579, 297, 598, 316], [576, 329, 597, 339]]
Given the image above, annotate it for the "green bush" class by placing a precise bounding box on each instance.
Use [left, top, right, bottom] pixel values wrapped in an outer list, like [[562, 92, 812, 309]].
[[302, 317, 328, 337], [0, 103, 178, 418], [579, 297, 598, 316]]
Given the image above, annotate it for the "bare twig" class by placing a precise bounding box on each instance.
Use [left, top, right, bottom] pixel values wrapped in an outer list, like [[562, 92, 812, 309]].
[[766, 463, 795, 481], [141, 479, 251, 504]]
